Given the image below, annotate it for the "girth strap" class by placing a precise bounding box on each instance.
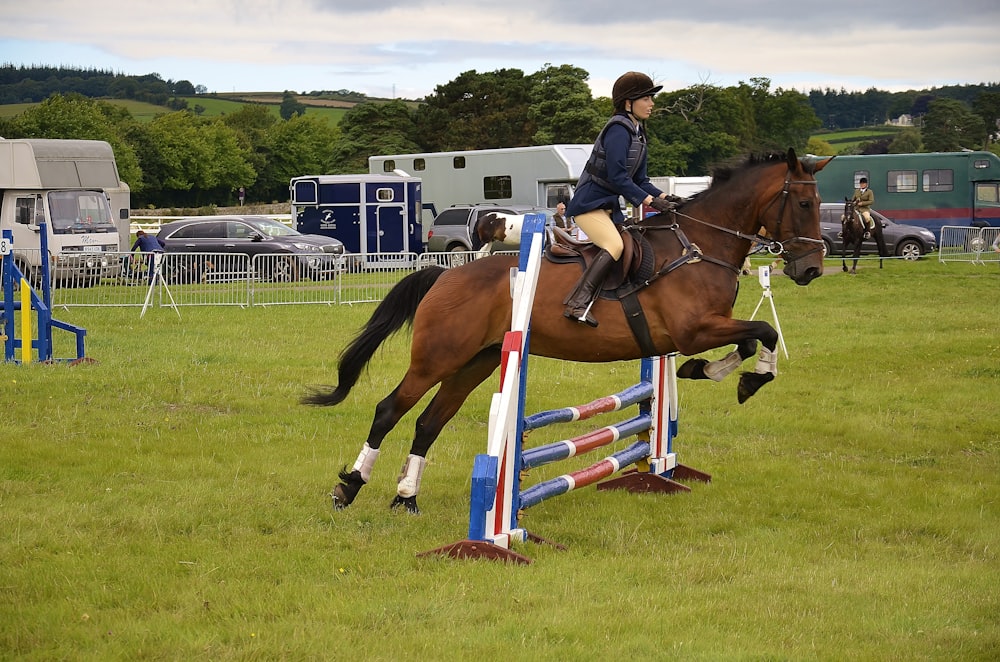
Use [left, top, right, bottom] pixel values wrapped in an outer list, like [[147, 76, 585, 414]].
[[617, 290, 659, 358]]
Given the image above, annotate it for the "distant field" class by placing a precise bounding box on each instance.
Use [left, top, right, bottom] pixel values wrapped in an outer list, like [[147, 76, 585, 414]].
[[813, 126, 904, 152], [0, 96, 347, 124]]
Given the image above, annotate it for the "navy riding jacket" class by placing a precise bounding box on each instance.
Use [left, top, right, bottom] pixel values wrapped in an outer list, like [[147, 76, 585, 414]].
[[567, 113, 663, 225]]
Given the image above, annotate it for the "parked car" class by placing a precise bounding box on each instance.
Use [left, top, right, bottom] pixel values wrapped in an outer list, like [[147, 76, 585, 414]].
[[426, 204, 555, 253], [156, 215, 344, 282], [819, 203, 937, 260]]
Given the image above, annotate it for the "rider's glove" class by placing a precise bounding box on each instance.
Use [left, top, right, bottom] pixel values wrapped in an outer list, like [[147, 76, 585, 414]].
[[649, 197, 678, 213]]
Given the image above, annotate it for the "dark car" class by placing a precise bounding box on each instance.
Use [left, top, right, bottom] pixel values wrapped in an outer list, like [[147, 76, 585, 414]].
[[819, 203, 937, 260], [156, 215, 344, 282], [426, 204, 555, 253]]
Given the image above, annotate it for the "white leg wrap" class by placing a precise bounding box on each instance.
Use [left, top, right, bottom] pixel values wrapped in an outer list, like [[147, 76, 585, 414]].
[[754, 347, 778, 376], [351, 443, 380, 482], [396, 454, 427, 498], [704, 350, 742, 382]]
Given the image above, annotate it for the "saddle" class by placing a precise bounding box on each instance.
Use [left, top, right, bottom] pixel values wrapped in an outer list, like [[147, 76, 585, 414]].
[[545, 226, 655, 295]]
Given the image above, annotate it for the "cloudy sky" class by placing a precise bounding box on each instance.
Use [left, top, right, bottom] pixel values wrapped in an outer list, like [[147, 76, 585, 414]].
[[2, 0, 998, 100]]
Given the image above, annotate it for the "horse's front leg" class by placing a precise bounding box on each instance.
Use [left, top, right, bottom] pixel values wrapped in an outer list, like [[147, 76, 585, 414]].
[[677, 338, 757, 381], [674, 319, 779, 404]]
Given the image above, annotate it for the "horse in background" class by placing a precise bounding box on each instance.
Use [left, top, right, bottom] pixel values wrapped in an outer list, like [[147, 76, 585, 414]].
[[840, 197, 888, 273]]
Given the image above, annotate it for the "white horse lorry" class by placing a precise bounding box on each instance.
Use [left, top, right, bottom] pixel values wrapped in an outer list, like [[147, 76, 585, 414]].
[[0, 138, 130, 286], [369, 145, 715, 242], [369, 144, 593, 238]]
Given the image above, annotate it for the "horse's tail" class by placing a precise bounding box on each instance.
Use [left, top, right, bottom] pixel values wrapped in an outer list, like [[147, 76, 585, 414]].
[[301, 266, 447, 406]]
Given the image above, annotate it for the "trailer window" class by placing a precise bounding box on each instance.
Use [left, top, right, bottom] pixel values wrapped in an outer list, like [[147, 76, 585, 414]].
[[922, 169, 953, 192], [381, 160, 396, 173], [976, 183, 999, 203], [376, 188, 394, 202], [852, 171, 869, 188], [887, 170, 917, 193], [483, 175, 512, 200], [973, 159, 991, 169], [14, 197, 34, 225], [414, 159, 426, 171], [453, 157, 466, 169]]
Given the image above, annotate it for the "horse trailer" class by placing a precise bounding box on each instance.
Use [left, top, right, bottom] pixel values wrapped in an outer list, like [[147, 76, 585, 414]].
[[814, 151, 1000, 236], [289, 173, 423, 258]]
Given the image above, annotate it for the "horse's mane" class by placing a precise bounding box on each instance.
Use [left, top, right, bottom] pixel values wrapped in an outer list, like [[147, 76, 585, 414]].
[[676, 151, 788, 208]]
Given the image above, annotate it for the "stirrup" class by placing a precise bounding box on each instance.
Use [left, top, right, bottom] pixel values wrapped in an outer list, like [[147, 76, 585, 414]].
[[564, 300, 598, 327]]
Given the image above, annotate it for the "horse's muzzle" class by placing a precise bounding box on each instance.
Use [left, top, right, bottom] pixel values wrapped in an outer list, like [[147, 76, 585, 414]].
[[784, 263, 823, 285]]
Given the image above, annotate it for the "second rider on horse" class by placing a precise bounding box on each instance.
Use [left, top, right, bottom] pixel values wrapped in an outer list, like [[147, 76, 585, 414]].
[[564, 71, 677, 327]]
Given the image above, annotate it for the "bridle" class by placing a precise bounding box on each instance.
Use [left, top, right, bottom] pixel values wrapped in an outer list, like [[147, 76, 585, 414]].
[[632, 171, 826, 275]]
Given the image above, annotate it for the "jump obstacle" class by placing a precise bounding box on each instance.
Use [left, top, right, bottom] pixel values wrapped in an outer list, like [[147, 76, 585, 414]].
[[1, 227, 90, 364], [420, 214, 710, 564]]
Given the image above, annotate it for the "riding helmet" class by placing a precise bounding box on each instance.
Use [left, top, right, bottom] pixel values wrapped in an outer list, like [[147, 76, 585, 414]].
[[612, 72, 663, 111]]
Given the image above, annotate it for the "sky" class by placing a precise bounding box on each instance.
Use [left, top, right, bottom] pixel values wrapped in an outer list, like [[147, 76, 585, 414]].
[[2, 0, 999, 101]]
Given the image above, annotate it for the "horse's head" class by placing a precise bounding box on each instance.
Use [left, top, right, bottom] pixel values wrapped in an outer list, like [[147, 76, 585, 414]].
[[841, 196, 856, 224], [760, 148, 832, 286]]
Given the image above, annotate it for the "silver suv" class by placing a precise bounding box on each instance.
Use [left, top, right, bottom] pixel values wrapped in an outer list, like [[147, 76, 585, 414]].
[[426, 204, 554, 253]]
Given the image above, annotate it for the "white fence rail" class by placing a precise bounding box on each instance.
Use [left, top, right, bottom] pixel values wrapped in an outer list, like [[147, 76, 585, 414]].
[[938, 226, 1000, 264]]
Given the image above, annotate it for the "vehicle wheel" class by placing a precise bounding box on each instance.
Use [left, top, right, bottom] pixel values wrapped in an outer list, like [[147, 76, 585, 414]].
[[269, 256, 299, 282], [895, 239, 923, 260], [822, 238, 834, 257], [447, 244, 468, 268]]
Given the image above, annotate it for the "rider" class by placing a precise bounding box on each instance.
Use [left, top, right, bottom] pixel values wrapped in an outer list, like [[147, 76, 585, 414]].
[[564, 71, 677, 327], [851, 176, 876, 239]]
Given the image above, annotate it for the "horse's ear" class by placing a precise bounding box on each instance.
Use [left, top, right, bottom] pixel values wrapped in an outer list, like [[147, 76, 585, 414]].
[[786, 147, 798, 171], [811, 155, 834, 174]]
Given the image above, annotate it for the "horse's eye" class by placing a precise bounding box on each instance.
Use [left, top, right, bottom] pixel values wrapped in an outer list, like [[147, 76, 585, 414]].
[[798, 200, 810, 208]]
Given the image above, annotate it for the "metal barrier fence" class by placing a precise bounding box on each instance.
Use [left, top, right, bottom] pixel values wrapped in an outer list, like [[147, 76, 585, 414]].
[[0, 249, 514, 309], [938, 226, 1000, 264]]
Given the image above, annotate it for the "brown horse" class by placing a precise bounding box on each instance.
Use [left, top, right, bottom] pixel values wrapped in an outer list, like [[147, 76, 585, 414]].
[[841, 197, 888, 273], [304, 148, 831, 513]]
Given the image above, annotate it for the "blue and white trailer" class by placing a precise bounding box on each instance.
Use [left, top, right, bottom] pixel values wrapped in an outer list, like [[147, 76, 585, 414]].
[[289, 173, 423, 256]]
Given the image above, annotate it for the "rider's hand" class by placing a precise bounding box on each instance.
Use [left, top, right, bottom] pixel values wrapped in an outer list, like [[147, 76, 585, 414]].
[[649, 197, 677, 213]]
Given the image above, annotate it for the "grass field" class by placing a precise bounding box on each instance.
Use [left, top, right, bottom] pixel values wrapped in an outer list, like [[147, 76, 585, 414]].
[[0, 97, 347, 124], [1, 258, 998, 659], [813, 126, 904, 153]]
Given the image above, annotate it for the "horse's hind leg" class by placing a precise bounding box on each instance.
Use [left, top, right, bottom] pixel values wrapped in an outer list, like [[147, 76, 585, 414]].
[[332, 375, 437, 510], [390, 347, 501, 514]]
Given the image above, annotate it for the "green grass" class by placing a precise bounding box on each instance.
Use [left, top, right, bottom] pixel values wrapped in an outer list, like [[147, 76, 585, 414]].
[[0, 97, 347, 124], [812, 126, 904, 153], [1, 258, 998, 659]]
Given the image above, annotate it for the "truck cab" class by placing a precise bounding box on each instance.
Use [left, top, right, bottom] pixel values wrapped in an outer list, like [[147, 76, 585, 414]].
[[0, 139, 125, 286]]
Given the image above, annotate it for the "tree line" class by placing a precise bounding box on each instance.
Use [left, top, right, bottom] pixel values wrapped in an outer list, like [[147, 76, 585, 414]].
[[1, 64, 997, 209]]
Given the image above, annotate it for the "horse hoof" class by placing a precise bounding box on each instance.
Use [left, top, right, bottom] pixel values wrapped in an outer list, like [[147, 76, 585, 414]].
[[737, 371, 775, 404], [677, 358, 709, 380], [331, 484, 353, 510], [390, 495, 420, 514]]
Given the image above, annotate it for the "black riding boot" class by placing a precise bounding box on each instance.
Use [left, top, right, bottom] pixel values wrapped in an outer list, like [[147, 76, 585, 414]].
[[562, 249, 616, 327]]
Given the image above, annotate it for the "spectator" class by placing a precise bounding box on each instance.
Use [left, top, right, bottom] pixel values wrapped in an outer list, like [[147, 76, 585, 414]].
[[130, 230, 166, 283]]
